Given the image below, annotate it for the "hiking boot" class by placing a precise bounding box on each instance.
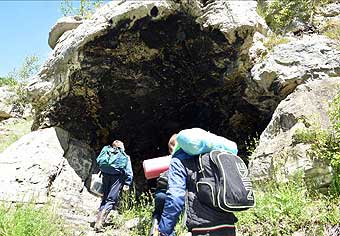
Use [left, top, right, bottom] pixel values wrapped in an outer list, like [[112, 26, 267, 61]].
[[94, 210, 109, 232]]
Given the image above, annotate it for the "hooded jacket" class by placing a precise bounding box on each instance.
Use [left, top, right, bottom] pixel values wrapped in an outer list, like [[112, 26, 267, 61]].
[[97, 145, 133, 186]]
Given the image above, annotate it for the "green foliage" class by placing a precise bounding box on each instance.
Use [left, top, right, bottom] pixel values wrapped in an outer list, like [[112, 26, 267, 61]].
[[8, 55, 39, 83], [236, 173, 340, 235], [330, 89, 340, 135], [116, 189, 154, 235], [257, 0, 331, 33], [293, 91, 340, 196], [263, 34, 290, 51], [0, 118, 33, 153], [0, 202, 70, 236], [323, 20, 340, 42], [0, 77, 17, 87], [114, 189, 187, 235], [245, 133, 260, 156], [6, 55, 40, 106], [266, 0, 311, 32], [61, 0, 103, 18]]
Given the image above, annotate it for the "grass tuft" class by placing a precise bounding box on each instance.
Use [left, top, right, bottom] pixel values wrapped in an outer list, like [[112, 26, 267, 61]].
[[0, 118, 33, 153], [236, 174, 340, 235], [0, 202, 70, 236]]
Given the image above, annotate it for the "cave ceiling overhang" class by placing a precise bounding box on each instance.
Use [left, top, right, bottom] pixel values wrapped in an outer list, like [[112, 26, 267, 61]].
[[28, 0, 269, 161]]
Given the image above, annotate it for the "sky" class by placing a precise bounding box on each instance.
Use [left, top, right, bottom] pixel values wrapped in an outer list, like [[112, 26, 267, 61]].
[[0, 1, 65, 77]]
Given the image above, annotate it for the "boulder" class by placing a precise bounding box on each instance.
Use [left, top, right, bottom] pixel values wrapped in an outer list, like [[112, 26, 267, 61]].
[[0, 127, 99, 225], [0, 86, 33, 120], [48, 16, 83, 49], [0, 87, 16, 121], [249, 77, 340, 187], [245, 34, 340, 113], [313, 2, 340, 35]]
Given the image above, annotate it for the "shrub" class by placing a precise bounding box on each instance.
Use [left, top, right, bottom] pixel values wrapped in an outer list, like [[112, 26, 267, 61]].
[[116, 189, 187, 235], [263, 34, 290, 51], [257, 0, 332, 33], [0, 77, 17, 87], [61, 0, 103, 18], [115, 190, 154, 235], [5, 55, 40, 107], [323, 20, 340, 42], [330, 89, 340, 135], [0, 118, 33, 153], [293, 90, 340, 196]]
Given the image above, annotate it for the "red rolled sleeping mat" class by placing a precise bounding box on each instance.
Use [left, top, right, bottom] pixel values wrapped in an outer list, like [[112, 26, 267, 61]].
[[143, 155, 171, 180]]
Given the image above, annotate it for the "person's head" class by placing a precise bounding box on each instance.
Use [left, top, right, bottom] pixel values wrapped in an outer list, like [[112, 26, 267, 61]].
[[168, 134, 177, 154], [112, 140, 125, 151]]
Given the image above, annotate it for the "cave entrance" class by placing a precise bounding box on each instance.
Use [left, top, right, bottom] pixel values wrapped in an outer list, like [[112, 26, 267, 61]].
[[53, 12, 270, 186]]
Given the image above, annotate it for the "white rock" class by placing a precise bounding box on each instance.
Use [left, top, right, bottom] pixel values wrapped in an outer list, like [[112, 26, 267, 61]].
[[246, 34, 340, 112], [250, 77, 340, 184], [48, 16, 84, 49]]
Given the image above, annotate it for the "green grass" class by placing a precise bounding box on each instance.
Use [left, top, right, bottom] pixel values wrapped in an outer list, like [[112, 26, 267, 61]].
[[0, 202, 70, 236], [263, 34, 290, 51], [108, 190, 187, 235], [323, 19, 340, 42], [112, 176, 339, 235], [0, 118, 33, 153], [236, 175, 340, 235], [119, 190, 154, 235]]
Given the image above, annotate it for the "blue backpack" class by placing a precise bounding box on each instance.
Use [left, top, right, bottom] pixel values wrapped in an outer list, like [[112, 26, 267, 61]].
[[96, 145, 128, 171], [176, 128, 238, 155]]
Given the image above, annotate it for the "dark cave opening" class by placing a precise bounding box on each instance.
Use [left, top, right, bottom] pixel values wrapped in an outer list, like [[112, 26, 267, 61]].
[[49, 12, 271, 188]]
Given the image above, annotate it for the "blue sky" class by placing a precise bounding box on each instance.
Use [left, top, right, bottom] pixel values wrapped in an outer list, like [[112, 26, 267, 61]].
[[0, 1, 64, 77]]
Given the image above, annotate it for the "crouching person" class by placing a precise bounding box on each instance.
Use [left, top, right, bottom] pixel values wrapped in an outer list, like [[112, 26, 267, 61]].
[[94, 140, 133, 232]]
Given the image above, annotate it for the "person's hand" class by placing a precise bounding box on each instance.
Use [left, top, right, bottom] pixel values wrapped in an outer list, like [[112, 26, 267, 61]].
[[123, 185, 129, 191]]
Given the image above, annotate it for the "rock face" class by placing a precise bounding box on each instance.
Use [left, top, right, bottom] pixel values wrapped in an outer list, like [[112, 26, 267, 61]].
[[249, 77, 340, 186], [313, 2, 340, 32], [245, 35, 340, 113], [246, 7, 340, 184], [0, 127, 99, 227], [27, 0, 267, 164], [0, 87, 15, 121]]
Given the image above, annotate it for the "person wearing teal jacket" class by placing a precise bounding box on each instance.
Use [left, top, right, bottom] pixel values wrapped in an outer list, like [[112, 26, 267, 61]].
[[94, 140, 133, 232]]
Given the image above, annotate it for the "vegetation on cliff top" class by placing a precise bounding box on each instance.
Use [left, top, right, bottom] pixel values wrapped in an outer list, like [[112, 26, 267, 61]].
[[257, 0, 333, 34], [61, 0, 103, 18]]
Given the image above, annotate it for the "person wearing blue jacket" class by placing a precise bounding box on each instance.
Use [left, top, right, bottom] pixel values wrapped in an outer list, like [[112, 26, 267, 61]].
[[94, 140, 133, 232], [158, 133, 237, 236]]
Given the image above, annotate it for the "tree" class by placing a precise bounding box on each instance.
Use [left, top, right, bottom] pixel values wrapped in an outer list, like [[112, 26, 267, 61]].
[[6, 55, 41, 106], [61, 0, 103, 18], [7, 55, 40, 83]]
